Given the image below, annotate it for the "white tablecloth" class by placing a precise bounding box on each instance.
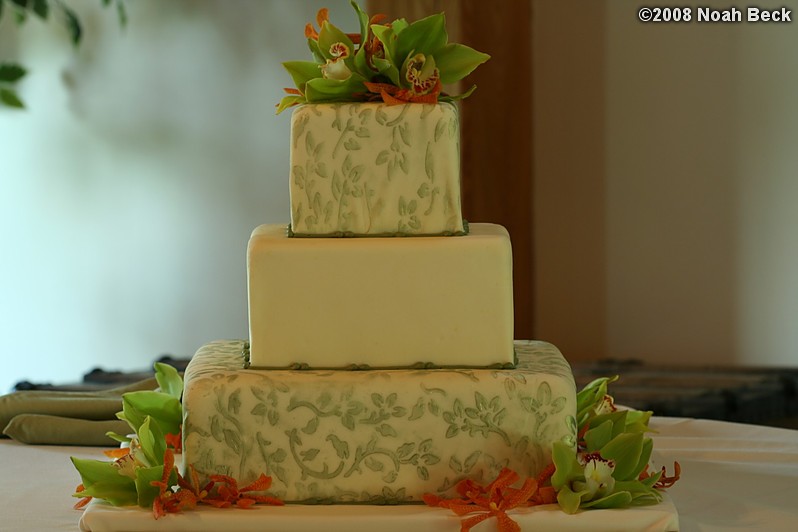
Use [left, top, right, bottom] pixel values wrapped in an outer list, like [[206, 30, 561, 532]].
[[2, 417, 797, 531]]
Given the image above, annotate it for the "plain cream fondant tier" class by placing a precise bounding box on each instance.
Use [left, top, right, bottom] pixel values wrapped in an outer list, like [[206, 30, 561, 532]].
[[289, 102, 464, 236], [182, 340, 577, 504], [247, 223, 515, 369]]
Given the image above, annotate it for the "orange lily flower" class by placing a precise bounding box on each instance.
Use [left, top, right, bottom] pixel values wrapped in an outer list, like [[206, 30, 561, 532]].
[[204, 473, 284, 509], [164, 431, 182, 453], [151, 448, 198, 519], [364, 80, 442, 105], [304, 8, 329, 40], [424, 466, 557, 532], [639, 461, 682, 489], [73, 483, 92, 510], [305, 7, 365, 44]]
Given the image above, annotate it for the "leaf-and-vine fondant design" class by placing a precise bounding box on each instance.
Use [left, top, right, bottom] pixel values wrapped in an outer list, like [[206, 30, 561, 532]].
[[289, 102, 466, 236], [182, 340, 577, 504]]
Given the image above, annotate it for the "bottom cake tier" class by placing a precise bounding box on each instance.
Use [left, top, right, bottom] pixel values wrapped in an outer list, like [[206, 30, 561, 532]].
[[181, 340, 577, 504]]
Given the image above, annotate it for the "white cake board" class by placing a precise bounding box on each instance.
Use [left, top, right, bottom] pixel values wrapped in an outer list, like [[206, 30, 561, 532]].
[[79, 495, 679, 531]]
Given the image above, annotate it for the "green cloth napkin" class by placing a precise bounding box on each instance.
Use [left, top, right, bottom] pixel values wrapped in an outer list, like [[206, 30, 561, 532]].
[[3, 414, 132, 446], [0, 377, 158, 446]]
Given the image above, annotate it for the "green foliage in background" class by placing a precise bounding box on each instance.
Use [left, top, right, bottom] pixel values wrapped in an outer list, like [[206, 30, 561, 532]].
[[0, 0, 126, 109]]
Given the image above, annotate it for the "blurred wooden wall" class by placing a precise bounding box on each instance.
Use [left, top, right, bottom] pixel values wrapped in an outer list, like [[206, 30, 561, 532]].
[[368, 0, 535, 339]]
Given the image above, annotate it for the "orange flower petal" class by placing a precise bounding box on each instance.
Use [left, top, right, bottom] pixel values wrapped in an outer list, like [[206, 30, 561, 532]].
[[103, 447, 130, 459], [316, 8, 329, 27]]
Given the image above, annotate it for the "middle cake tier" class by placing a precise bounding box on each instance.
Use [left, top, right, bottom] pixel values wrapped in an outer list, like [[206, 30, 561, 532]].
[[247, 223, 515, 369]]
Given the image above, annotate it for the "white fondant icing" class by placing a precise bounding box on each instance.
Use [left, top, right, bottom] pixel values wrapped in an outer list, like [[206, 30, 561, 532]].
[[247, 223, 515, 368]]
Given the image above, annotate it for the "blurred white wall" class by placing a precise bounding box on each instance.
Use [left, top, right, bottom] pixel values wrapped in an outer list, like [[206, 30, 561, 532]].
[[0, 0, 346, 393], [3, 0, 798, 395], [535, 0, 798, 367]]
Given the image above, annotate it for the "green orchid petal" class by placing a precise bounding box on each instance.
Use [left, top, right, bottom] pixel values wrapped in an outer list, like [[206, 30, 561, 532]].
[[137, 416, 166, 467], [307, 38, 325, 63], [70, 457, 138, 507], [276, 94, 305, 115], [154, 362, 183, 400], [601, 432, 644, 481], [614, 478, 662, 501], [118, 390, 181, 437], [105, 431, 132, 443], [640, 470, 663, 489], [581, 490, 634, 509], [551, 441, 583, 489], [305, 74, 366, 102], [282, 61, 322, 92], [630, 436, 655, 479], [440, 84, 478, 102], [350, 0, 369, 47], [434, 43, 490, 84], [135, 464, 172, 508], [557, 484, 589, 514], [584, 419, 614, 452], [371, 24, 397, 65], [394, 12, 447, 67], [372, 56, 400, 86], [318, 21, 354, 62]]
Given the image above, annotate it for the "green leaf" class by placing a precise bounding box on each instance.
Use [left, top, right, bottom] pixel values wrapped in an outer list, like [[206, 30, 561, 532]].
[[70, 457, 138, 507], [283, 61, 322, 92], [114, 0, 128, 28], [154, 362, 183, 400], [394, 13, 447, 66], [31, 0, 48, 19], [0, 87, 25, 108], [60, 3, 82, 46], [434, 43, 490, 84]]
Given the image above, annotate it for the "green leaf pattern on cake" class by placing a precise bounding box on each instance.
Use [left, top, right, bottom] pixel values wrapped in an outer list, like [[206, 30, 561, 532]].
[[182, 340, 576, 504], [289, 102, 465, 236]]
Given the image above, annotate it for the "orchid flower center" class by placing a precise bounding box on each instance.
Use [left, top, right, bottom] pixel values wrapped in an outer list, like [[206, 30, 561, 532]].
[[405, 53, 440, 94], [321, 42, 352, 81], [577, 452, 616, 499]]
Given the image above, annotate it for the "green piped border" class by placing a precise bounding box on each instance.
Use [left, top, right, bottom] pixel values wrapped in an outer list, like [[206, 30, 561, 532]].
[[287, 219, 470, 238], [242, 340, 517, 371]]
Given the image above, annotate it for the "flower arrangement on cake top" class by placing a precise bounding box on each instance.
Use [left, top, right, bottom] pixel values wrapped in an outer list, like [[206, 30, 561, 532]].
[[276, 1, 490, 114]]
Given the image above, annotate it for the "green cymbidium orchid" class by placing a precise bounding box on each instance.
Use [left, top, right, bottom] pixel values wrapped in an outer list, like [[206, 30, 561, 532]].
[[552, 377, 678, 514], [276, 1, 490, 113]]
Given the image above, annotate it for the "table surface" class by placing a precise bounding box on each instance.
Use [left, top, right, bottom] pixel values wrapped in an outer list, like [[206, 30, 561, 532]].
[[3, 417, 798, 531]]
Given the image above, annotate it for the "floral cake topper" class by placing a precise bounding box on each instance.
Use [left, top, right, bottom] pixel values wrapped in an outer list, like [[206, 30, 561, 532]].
[[276, 1, 490, 113]]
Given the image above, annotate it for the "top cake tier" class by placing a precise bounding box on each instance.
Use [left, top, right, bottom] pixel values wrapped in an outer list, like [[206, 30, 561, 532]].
[[289, 102, 465, 237]]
